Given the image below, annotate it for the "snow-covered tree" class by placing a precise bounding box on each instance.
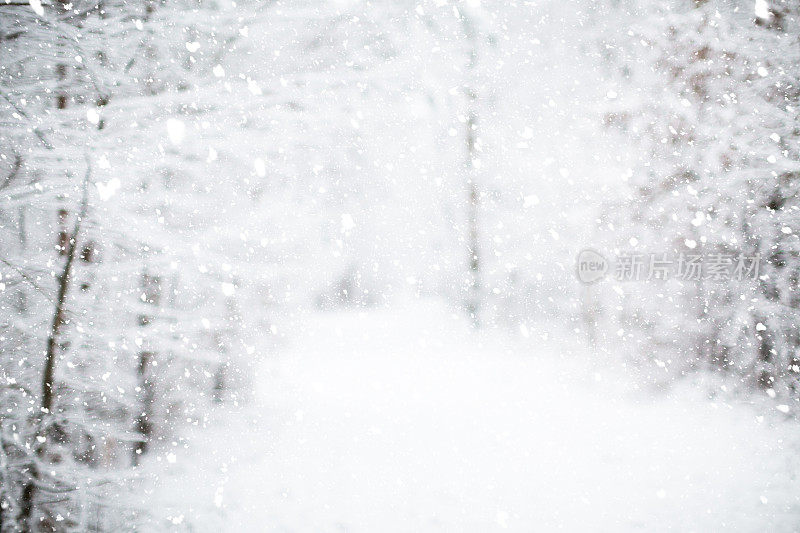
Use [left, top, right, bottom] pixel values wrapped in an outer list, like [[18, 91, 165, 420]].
[[597, 0, 800, 394]]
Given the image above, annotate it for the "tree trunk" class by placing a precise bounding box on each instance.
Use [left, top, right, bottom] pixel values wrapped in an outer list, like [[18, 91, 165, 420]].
[[460, 8, 481, 328], [132, 351, 155, 464], [132, 273, 161, 465], [18, 168, 90, 531]]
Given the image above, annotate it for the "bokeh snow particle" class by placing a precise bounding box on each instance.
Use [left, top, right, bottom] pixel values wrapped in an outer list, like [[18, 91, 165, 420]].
[[166, 118, 186, 145]]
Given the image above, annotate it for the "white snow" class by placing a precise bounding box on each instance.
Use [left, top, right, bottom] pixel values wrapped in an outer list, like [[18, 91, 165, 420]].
[[27, 0, 43, 16], [221, 282, 235, 296], [159, 302, 800, 531], [5, 0, 800, 528], [96, 177, 121, 201], [523, 194, 539, 208], [341, 213, 356, 232], [166, 118, 186, 145], [86, 108, 100, 124], [254, 157, 266, 177], [755, 0, 772, 20]]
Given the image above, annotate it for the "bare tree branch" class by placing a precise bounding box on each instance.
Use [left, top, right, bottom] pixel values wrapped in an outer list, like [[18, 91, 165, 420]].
[[0, 152, 22, 192]]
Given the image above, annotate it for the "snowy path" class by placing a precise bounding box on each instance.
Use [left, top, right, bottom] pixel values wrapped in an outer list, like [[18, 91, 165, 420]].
[[175, 302, 800, 532]]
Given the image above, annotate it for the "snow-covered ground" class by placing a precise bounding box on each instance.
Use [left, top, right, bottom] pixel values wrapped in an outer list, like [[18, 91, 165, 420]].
[[156, 301, 800, 532]]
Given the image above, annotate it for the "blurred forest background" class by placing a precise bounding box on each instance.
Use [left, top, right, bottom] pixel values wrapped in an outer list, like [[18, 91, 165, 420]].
[[1, 0, 799, 530]]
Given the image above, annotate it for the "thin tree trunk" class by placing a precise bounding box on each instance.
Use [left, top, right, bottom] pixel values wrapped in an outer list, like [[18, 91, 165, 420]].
[[460, 8, 481, 328], [466, 173, 481, 328], [580, 284, 599, 348], [18, 166, 90, 532], [132, 351, 155, 464], [132, 273, 161, 465]]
